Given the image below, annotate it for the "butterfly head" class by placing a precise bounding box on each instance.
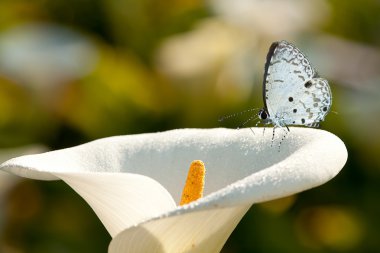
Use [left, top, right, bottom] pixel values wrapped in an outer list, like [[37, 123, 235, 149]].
[[258, 108, 270, 123]]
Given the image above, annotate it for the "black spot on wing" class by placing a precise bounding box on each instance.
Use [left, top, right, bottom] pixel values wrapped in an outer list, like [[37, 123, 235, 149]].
[[304, 81, 312, 88]]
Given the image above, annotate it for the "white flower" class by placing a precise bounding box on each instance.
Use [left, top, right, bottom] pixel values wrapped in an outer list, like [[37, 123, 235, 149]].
[[0, 128, 347, 252]]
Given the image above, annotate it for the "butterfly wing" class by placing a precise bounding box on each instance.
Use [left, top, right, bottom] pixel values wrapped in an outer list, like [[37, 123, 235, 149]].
[[289, 78, 332, 126], [263, 40, 331, 126]]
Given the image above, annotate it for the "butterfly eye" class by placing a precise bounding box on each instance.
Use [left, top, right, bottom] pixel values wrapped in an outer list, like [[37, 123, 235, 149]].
[[258, 110, 268, 120]]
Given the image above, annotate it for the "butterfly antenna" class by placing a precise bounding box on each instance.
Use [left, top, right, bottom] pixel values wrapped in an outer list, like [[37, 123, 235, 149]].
[[219, 108, 260, 122], [237, 115, 259, 130], [255, 120, 261, 127], [330, 110, 338, 115]]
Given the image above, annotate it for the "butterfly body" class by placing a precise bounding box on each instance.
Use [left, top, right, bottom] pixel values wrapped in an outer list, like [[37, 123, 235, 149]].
[[258, 40, 332, 129]]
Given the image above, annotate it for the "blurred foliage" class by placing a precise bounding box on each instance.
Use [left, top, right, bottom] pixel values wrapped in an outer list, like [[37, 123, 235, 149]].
[[0, 0, 379, 252], [325, 0, 380, 45]]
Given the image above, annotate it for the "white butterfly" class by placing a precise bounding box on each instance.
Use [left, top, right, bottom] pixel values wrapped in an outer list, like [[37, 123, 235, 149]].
[[219, 40, 332, 148], [258, 40, 332, 130]]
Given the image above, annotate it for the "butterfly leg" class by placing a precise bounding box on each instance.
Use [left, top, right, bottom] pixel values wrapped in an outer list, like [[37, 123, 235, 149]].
[[278, 127, 290, 152], [257, 120, 266, 137], [270, 126, 277, 147]]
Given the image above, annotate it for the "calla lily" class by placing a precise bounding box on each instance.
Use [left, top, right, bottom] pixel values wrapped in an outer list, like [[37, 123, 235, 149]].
[[0, 128, 347, 252]]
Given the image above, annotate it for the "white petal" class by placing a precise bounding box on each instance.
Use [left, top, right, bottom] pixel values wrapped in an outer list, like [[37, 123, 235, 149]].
[[107, 127, 346, 252], [0, 144, 47, 197], [109, 204, 251, 253], [0, 128, 347, 239], [189, 127, 347, 209], [57, 172, 176, 237]]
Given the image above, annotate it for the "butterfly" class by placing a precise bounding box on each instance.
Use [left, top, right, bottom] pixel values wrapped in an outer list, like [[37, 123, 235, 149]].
[[258, 40, 332, 131], [220, 40, 332, 147]]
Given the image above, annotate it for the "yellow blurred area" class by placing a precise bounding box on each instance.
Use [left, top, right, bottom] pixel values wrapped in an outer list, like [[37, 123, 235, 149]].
[[0, 1, 44, 30], [58, 44, 163, 138], [259, 195, 297, 215], [0, 77, 51, 145], [5, 180, 43, 222], [296, 206, 364, 251]]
